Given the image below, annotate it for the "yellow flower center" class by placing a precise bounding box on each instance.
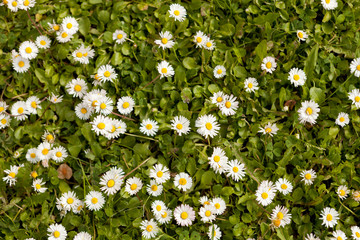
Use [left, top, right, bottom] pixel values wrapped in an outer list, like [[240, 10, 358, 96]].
[[174, 10, 180, 16], [339, 189, 345, 196], [248, 83, 253, 88], [273, 219, 281, 227], [53, 25, 60, 31], [146, 225, 153, 232], [233, 166, 239, 173], [205, 210, 211, 217], [161, 38, 168, 44], [92, 100, 98, 107], [3, 0, 8, 4], [357, 65, 360, 71], [305, 173, 312, 180], [161, 212, 167, 218], [204, 201, 210, 205], [46, 134, 54, 141], [216, 96, 222, 102], [281, 184, 287, 189], [1, 119, 6, 124], [146, 124, 152, 130], [214, 203, 220, 209], [225, 101, 231, 108], [181, 212, 188, 219], [339, 117, 345, 122], [261, 192, 268, 199], [100, 103, 107, 109], [176, 123, 183, 130], [17, 107, 24, 114], [97, 122, 105, 129], [196, 37, 202, 43], [122, 102, 130, 108], [217, 69, 222, 74], [337, 237, 343, 240], [42, 149, 49, 155], [83, 52, 88, 57], [151, 185, 158, 191], [265, 128, 272, 133], [355, 96, 360, 102], [179, 178, 187, 185], [111, 125, 116, 133], [9, 172, 16, 178], [293, 74, 300, 81], [206, 42, 212, 47], [40, 40, 47, 46], [53, 231, 60, 238], [266, 62, 272, 69], [56, 152, 62, 158], [12, 1, 17, 7], [91, 197, 98, 204], [61, 32, 68, 38], [67, 198, 74, 204], [156, 205, 161, 211], [31, 171, 38, 178], [107, 179, 115, 188], [356, 232, 360, 238], [76, 52, 83, 58], [130, 183, 137, 190], [81, 108, 87, 114], [94, 74, 100, 80], [326, 214, 332, 221], [306, 107, 313, 115], [31, 101, 37, 109], [66, 23, 72, 29], [104, 71, 111, 77], [18, 61, 25, 67], [277, 212, 284, 220], [325, 0, 330, 3], [157, 171, 163, 177], [161, 68, 167, 74], [35, 184, 41, 189], [74, 84, 82, 92], [214, 156, 220, 163], [298, 32, 304, 38], [0, 107, 4, 112], [117, 34, 123, 39], [30, 153, 36, 158], [205, 122, 212, 130]]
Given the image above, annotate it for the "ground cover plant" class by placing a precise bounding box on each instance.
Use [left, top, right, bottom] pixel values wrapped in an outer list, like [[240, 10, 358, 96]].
[[0, 0, 360, 239]]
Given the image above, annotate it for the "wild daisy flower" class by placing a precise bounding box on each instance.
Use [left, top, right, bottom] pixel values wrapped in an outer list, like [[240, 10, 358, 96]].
[[258, 123, 279, 136], [353, 191, 360, 202], [213, 65, 226, 78], [12, 56, 30, 73], [140, 219, 159, 239], [3, 165, 19, 186], [26, 148, 39, 163], [220, 94, 239, 116], [7, 0, 20, 12], [75, 102, 93, 120], [35, 35, 51, 49], [335, 112, 350, 127], [42, 130, 56, 143], [157, 60, 174, 78], [125, 177, 143, 195], [208, 224, 222, 240], [203, 37, 215, 50], [60, 191, 79, 212], [0, 115, 11, 129], [94, 96, 114, 116], [208, 147, 228, 174], [91, 115, 112, 136], [72, 45, 90, 64], [113, 30, 127, 44], [48, 94, 63, 104], [169, 3, 187, 22], [61, 16, 79, 35], [33, 178, 47, 193], [337, 185, 349, 200], [146, 180, 163, 197], [0, 101, 8, 114], [225, 159, 245, 181], [210, 91, 226, 107], [85, 191, 105, 211], [174, 204, 195, 226], [255, 180, 276, 206], [244, 77, 259, 93], [99, 168, 124, 196], [348, 89, 360, 108], [26, 96, 41, 114], [51, 146, 68, 163], [351, 226, 360, 240], [91, 74, 102, 86], [151, 200, 167, 216], [117, 96, 135, 115], [275, 178, 293, 195], [298, 100, 320, 125], [73, 200, 84, 214], [83, 89, 107, 110], [19, 41, 38, 60], [199, 196, 211, 206], [105, 118, 127, 139], [320, 207, 339, 228], [97, 64, 118, 83], [321, 0, 338, 10], [193, 31, 206, 48], [331, 230, 347, 240], [350, 58, 360, 77], [300, 169, 317, 185], [270, 205, 292, 228], [47, 223, 67, 240], [171, 115, 191, 136], [155, 208, 172, 224], [305, 233, 320, 240], [11, 101, 28, 121], [195, 114, 220, 138], [297, 30, 308, 41], [210, 197, 226, 215], [48, 20, 61, 32], [261, 56, 277, 73], [155, 31, 175, 49], [140, 119, 159, 136], [37, 142, 52, 161], [288, 68, 307, 87], [73, 232, 92, 240], [174, 172, 192, 191], [56, 30, 73, 43], [149, 163, 171, 184], [199, 204, 216, 223], [66, 78, 88, 98]]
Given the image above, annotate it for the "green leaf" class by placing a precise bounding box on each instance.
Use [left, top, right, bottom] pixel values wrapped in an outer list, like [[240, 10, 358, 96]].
[[255, 40, 267, 60], [183, 57, 199, 70], [309, 87, 325, 103], [304, 44, 318, 79]]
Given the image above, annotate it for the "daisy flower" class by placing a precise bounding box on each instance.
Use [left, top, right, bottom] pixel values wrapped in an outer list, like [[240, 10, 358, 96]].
[[335, 112, 350, 127], [51, 146, 68, 163], [193, 31, 206, 48], [199, 204, 216, 223], [270, 205, 292, 228], [275, 178, 293, 195], [2, 165, 18, 186], [146, 180, 163, 197], [261, 56, 277, 74], [60, 191, 79, 212], [42, 130, 56, 143], [125, 177, 143, 195], [210, 91, 226, 107], [157, 60, 174, 78], [320, 207, 339, 228], [321, 0, 338, 10], [65, 78, 88, 98], [155, 208, 172, 224], [91, 74, 102, 86], [140, 219, 159, 239], [331, 230, 347, 240], [81, 45, 95, 61], [203, 37, 215, 50], [61, 16, 79, 35], [149, 163, 171, 184], [26, 96, 41, 114], [300, 169, 317, 185], [83, 89, 107, 110], [225, 159, 245, 181], [199, 196, 211, 206], [349, 89, 360, 108], [169, 3, 187, 22], [33, 178, 47, 193], [7, 0, 20, 12], [140, 118, 159, 136], [35, 35, 51, 49], [155, 31, 175, 49], [72, 46, 89, 64], [208, 147, 228, 174], [350, 58, 360, 77], [337, 185, 349, 200], [37, 142, 52, 161], [48, 94, 63, 104], [151, 200, 166, 216], [208, 224, 222, 240], [288, 68, 307, 87], [97, 64, 118, 83], [105, 118, 127, 139], [74, 232, 92, 240], [213, 65, 226, 78], [26, 147, 40, 163], [195, 114, 220, 138], [255, 180, 276, 206], [94, 96, 114, 116], [117, 96, 135, 115], [19, 41, 38, 60], [12, 56, 30, 73], [171, 115, 191, 136], [298, 100, 320, 125], [258, 123, 279, 136], [11, 101, 28, 121], [220, 94, 239, 116], [305, 233, 320, 240], [91, 115, 112, 136], [48, 20, 61, 32], [56, 30, 73, 43], [47, 223, 67, 240], [85, 191, 105, 211], [99, 168, 124, 196], [113, 30, 127, 44], [174, 204, 195, 226], [174, 172, 192, 192], [75, 102, 93, 120], [353, 191, 360, 202], [73, 200, 84, 214], [210, 197, 226, 215], [351, 226, 360, 240], [0, 101, 8, 114], [0, 115, 11, 129], [244, 77, 259, 93], [297, 30, 308, 41]]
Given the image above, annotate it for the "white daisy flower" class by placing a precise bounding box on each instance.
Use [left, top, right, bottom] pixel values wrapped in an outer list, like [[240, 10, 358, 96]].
[[42, 130, 56, 143], [74, 232, 92, 240], [320, 207, 339, 228], [331, 230, 347, 240], [353, 191, 360, 202], [155, 31, 175, 49], [35, 35, 51, 49], [51, 146, 68, 163], [94, 96, 113, 116], [321, 0, 338, 10], [208, 147, 228, 174], [19, 41, 38, 60], [65, 78, 88, 98], [105, 118, 127, 139], [2, 165, 18, 186], [140, 118, 159, 136], [213, 65, 226, 78], [91, 74, 102, 86], [305, 233, 320, 240], [140, 219, 159, 239], [199, 204, 216, 223], [151, 200, 166, 216], [337, 185, 349, 200], [91, 115, 112, 136], [288, 68, 307, 87], [261, 56, 277, 74], [0, 101, 8, 114], [203, 37, 215, 50], [37, 142, 52, 161], [85, 191, 105, 211], [60, 191, 79, 212], [335, 112, 350, 127], [350, 58, 360, 78], [300, 169, 317, 185], [125, 177, 143, 195], [11, 101, 28, 121], [171, 115, 191, 136], [113, 30, 127, 44], [99, 168, 124, 196], [97, 64, 118, 83], [210, 197, 226, 215], [351, 226, 360, 240], [195, 114, 220, 138], [225, 159, 245, 182], [174, 172, 192, 192], [81, 45, 95, 61], [73, 200, 85, 214], [0, 115, 11, 129], [26, 147, 40, 163], [193, 31, 206, 48], [61, 16, 79, 35], [155, 207, 172, 224], [48, 20, 61, 32], [7, 0, 20, 12], [298, 100, 320, 125], [149, 163, 171, 184], [72, 45, 90, 64], [48, 94, 63, 104], [275, 178, 293, 195], [12, 56, 30, 73], [83, 89, 108, 111], [168, 3, 187, 22], [258, 123, 279, 136], [199, 196, 211, 206], [270, 205, 292, 228], [47, 223, 67, 240], [244, 77, 259, 93], [220, 94, 239, 116], [117, 96, 135, 115], [75, 102, 93, 120], [32, 178, 47, 193], [208, 224, 222, 240], [296, 30, 308, 41], [146, 180, 163, 197], [26, 96, 41, 114], [348, 89, 360, 108], [210, 91, 226, 107], [174, 204, 195, 226], [157, 60, 174, 78], [255, 180, 276, 206], [56, 30, 73, 43]]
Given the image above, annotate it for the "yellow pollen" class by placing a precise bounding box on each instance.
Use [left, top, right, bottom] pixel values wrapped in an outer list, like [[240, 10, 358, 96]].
[[35, 184, 41, 189], [97, 122, 105, 129], [204, 201, 210, 205], [56, 152, 62, 157], [117, 34, 123, 39], [196, 37, 202, 43], [100, 103, 107, 109], [356, 232, 360, 238], [205, 210, 211, 217], [61, 32, 68, 38], [67, 198, 74, 204], [92, 100, 98, 107], [325, 0, 330, 3], [157, 171, 163, 177], [91, 198, 98, 204], [161, 68, 167, 74], [355, 96, 360, 102], [306, 107, 313, 115], [225, 101, 231, 108], [74, 84, 82, 92], [42, 149, 49, 155], [146, 124, 152, 130], [40, 40, 46, 45], [214, 156, 220, 163], [174, 10, 180, 16], [326, 214, 332, 221], [293, 74, 300, 81], [205, 122, 212, 130], [66, 23, 72, 29], [214, 203, 220, 209], [179, 178, 187, 185], [151, 185, 158, 191], [339, 117, 345, 122], [305, 173, 312, 180], [146, 225, 153, 232], [217, 69, 222, 74], [281, 184, 287, 189], [122, 102, 130, 108], [9, 172, 16, 178], [216, 97, 222, 102], [18, 61, 25, 67], [339, 189, 345, 196], [261, 192, 268, 199], [357, 65, 360, 71], [31, 101, 37, 109], [248, 83, 253, 88], [176, 123, 183, 130], [130, 183, 137, 190], [273, 219, 281, 227], [156, 205, 161, 211], [277, 212, 284, 220], [53, 25, 60, 31], [111, 126, 116, 133], [266, 62, 272, 69], [161, 38, 168, 44], [181, 212, 188, 219], [76, 52, 83, 58], [94, 74, 100, 80], [107, 179, 115, 188], [17, 107, 24, 114], [0, 107, 4, 112], [30, 153, 36, 158], [337, 237, 343, 240], [31, 171, 38, 178], [46, 134, 54, 141], [12, 1, 17, 7], [3, 0, 8, 4], [265, 128, 272, 133], [298, 32, 303, 38], [53, 231, 60, 238], [206, 42, 212, 47], [81, 108, 87, 114], [83, 52, 88, 57], [233, 166, 239, 173], [104, 71, 111, 77], [161, 212, 167, 218], [1, 119, 7, 124]]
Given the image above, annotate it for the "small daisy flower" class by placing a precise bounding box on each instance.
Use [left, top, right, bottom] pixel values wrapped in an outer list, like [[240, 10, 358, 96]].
[[47, 223, 67, 240], [171, 115, 191, 136], [208, 224, 222, 240], [220, 94, 239, 116], [48, 20, 61, 32], [255, 180, 276, 206], [51, 146, 68, 163], [213, 65, 226, 78], [244, 77, 259, 93], [335, 112, 350, 127], [65, 78, 88, 98], [210, 197, 226, 215], [26, 147, 40, 163], [350, 58, 360, 78], [97, 64, 118, 83], [42, 130, 56, 143], [37, 142, 52, 161], [155, 208, 172, 224], [19, 41, 38, 60], [140, 219, 159, 239], [258, 123, 279, 136], [56, 30, 73, 43], [99, 168, 124, 196], [94, 96, 114, 116], [348, 89, 360, 108], [351, 226, 360, 240], [81, 45, 95, 61], [73, 200, 84, 214], [298, 100, 320, 125], [275, 178, 293, 195], [210, 91, 226, 107], [72, 45, 89, 64], [35, 35, 51, 49], [11, 101, 28, 121], [193, 31, 206, 48], [91, 115, 112, 136], [305, 233, 320, 240], [117, 96, 135, 115], [61, 16, 79, 35], [270, 205, 292, 228], [48, 94, 63, 104], [297, 30, 308, 41], [149, 163, 171, 184], [91, 74, 102, 86], [337, 185, 349, 200], [331, 230, 347, 240], [353, 191, 360, 202], [33, 178, 47, 193], [321, 0, 338, 10], [113, 30, 127, 44], [174, 204, 195, 226], [146, 180, 163, 197], [199, 204, 216, 223], [208, 147, 228, 174], [261, 56, 277, 74], [0, 101, 8, 114], [151, 200, 167, 216], [0, 115, 11, 129], [60, 191, 79, 212], [26, 96, 41, 114], [168, 3, 187, 22], [300, 169, 317, 185], [7, 0, 20, 12], [83, 89, 108, 110], [85, 191, 105, 211], [12, 56, 30, 73], [199, 196, 211, 206], [174, 172, 192, 192], [30, 171, 38, 179], [74, 232, 92, 240], [225, 159, 245, 181], [105, 118, 127, 139], [125, 177, 143, 195], [155, 31, 175, 49], [140, 119, 159, 136], [3, 165, 19, 186], [320, 207, 339, 228], [195, 114, 220, 138], [203, 37, 215, 50], [75, 102, 93, 120], [288, 68, 307, 87], [157, 60, 174, 78]]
